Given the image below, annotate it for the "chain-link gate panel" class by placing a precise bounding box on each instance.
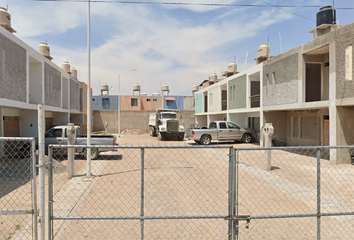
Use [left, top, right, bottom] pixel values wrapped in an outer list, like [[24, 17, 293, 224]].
[[235, 146, 354, 239], [48, 145, 233, 240], [0, 137, 37, 240]]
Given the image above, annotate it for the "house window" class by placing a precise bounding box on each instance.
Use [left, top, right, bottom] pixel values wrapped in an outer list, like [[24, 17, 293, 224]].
[[102, 98, 110, 109], [0, 49, 5, 81], [153, 99, 157, 102], [345, 45, 353, 81], [146, 99, 151, 102], [167, 100, 173, 107], [131, 98, 138, 106], [272, 72, 276, 95], [266, 74, 270, 96]]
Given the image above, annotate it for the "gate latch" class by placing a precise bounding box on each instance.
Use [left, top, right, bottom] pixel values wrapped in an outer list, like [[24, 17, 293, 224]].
[[234, 215, 251, 229]]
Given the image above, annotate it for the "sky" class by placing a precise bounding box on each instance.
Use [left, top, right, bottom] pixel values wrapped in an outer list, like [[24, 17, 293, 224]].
[[1, 0, 354, 96]]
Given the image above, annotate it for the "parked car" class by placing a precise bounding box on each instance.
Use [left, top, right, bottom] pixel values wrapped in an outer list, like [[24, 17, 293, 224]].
[[186, 121, 255, 145], [43, 125, 117, 159]]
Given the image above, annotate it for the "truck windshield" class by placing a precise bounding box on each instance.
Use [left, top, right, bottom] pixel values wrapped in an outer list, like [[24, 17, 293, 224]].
[[161, 113, 176, 119]]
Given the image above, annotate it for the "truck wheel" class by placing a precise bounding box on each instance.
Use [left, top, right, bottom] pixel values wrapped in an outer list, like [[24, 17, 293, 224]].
[[200, 135, 211, 145], [149, 127, 156, 137], [242, 133, 252, 143], [158, 132, 165, 141], [84, 148, 99, 160]]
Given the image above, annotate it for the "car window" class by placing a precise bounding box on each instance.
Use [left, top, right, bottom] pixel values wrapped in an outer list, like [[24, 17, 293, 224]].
[[219, 122, 227, 129], [45, 129, 62, 137], [228, 122, 240, 129], [209, 122, 217, 128]]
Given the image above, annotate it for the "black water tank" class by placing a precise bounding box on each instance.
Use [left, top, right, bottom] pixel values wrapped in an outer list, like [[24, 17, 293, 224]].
[[316, 6, 336, 26]]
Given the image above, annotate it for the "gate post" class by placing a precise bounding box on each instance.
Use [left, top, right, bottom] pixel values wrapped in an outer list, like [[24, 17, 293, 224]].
[[48, 147, 53, 240], [228, 147, 237, 240], [67, 123, 75, 179], [38, 104, 46, 240]]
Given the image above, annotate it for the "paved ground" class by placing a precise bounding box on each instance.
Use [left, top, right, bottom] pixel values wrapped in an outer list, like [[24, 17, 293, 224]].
[[2, 133, 354, 239]]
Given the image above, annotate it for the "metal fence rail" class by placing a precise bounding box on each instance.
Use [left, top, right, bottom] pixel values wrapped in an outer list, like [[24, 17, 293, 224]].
[[0, 137, 37, 240], [48, 145, 233, 239], [12, 143, 349, 239]]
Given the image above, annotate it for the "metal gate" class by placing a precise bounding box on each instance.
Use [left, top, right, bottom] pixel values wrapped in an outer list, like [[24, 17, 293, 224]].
[[235, 145, 354, 239], [48, 145, 237, 239], [0, 137, 37, 240]]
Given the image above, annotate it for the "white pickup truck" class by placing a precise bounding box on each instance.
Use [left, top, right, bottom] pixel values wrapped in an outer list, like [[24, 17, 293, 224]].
[[186, 121, 256, 145], [44, 125, 117, 159]]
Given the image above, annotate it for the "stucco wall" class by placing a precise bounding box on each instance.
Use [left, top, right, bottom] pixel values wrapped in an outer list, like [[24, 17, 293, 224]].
[[93, 96, 119, 110], [228, 75, 246, 109], [44, 63, 61, 107], [0, 33, 26, 102], [208, 86, 221, 112], [263, 52, 299, 106], [195, 93, 203, 113], [335, 22, 354, 99], [164, 96, 184, 110]]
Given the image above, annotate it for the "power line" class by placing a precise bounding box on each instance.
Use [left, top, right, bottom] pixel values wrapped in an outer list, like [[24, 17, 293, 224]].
[[259, 0, 314, 22], [11, 0, 354, 10]]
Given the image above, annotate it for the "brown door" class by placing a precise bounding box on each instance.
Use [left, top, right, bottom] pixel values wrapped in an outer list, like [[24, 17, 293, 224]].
[[323, 116, 330, 146], [46, 117, 53, 131], [3, 116, 20, 137]]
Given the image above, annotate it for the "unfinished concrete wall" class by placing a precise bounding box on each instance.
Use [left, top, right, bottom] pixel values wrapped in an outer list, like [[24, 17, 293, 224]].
[[285, 110, 326, 146], [44, 63, 61, 107], [263, 51, 299, 106], [228, 75, 246, 109], [93, 110, 195, 134], [263, 111, 287, 146], [0, 33, 26, 102], [70, 79, 81, 111], [183, 96, 194, 110], [336, 106, 354, 164], [335, 22, 354, 99], [70, 113, 83, 125]]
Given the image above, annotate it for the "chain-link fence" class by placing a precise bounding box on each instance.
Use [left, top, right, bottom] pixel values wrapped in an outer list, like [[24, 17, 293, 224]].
[[4, 143, 348, 239], [235, 146, 354, 239], [48, 145, 233, 240], [0, 137, 37, 240]]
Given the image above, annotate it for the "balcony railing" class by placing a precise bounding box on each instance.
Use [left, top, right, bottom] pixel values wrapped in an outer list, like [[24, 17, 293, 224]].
[[250, 94, 260, 108]]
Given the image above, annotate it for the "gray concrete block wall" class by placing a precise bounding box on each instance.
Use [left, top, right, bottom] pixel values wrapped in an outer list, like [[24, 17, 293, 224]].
[[70, 79, 80, 111], [0, 33, 26, 102], [44, 63, 61, 107], [93, 110, 195, 134], [335, 22, 354, 99], [263, 53, 299, 106], [228, 75, 246, 109], [183, 96, 195, 110]]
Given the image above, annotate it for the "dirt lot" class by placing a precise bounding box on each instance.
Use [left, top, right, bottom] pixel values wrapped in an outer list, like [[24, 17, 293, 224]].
[[1, 133, 354, 239]]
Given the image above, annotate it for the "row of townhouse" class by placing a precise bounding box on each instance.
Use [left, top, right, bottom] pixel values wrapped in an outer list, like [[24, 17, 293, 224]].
[[0, 7, 88, 137], [194, 6, 354, 164], [92, 91, 195, 134]]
